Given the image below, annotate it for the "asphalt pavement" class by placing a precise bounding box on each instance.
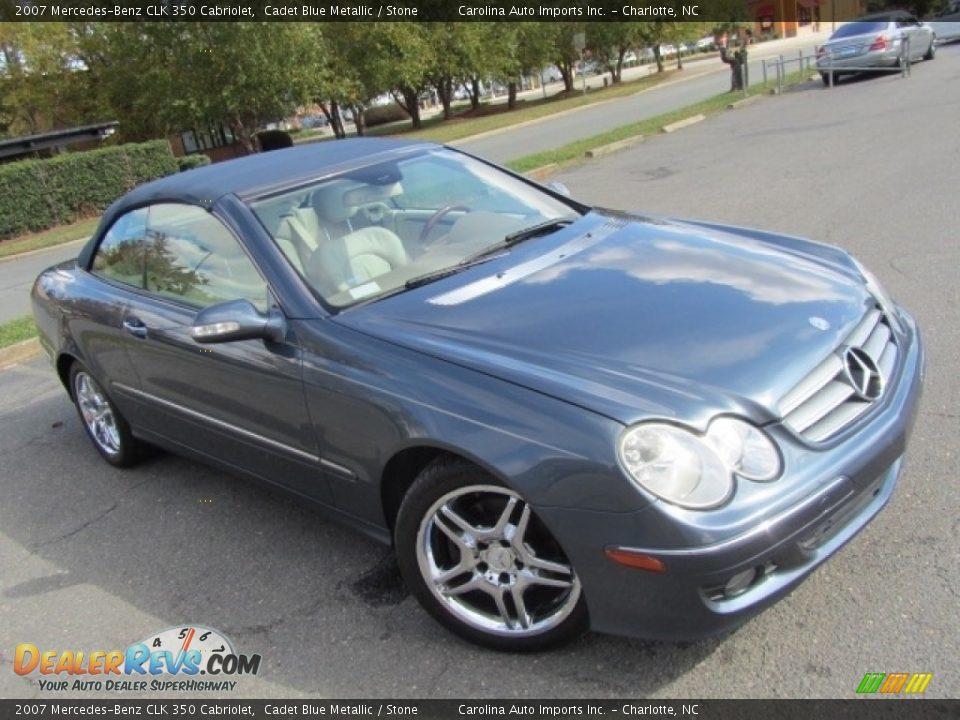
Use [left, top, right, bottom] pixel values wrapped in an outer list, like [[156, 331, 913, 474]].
[[1, 45, 958, 700]]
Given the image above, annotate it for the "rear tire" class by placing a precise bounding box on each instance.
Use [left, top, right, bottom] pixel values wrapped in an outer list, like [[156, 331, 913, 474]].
[[395, 457, 588, 651], [924, 40, 936, 61], [69, 362, 147, 468]]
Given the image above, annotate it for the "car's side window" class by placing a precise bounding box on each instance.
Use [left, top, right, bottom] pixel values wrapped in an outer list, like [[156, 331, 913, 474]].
[[143, 203, 269, 312], [91, 208, 149, 288]]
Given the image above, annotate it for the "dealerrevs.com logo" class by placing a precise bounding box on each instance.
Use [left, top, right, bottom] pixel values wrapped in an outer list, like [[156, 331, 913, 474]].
[[14, 625, 261, 692]]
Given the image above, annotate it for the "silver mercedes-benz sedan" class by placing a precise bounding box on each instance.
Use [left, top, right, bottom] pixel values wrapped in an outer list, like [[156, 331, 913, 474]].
[[816, 14, 936, 85]]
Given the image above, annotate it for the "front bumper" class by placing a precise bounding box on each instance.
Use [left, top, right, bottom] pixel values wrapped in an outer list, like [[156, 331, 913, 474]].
[[537, 314, 924, 641]]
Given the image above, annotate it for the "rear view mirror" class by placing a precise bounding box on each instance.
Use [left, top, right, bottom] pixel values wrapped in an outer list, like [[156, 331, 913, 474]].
[[191, 299, 286, 344]]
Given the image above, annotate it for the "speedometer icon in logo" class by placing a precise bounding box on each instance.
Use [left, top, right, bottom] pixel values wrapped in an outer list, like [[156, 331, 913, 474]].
[[139, 625, 235, 670]]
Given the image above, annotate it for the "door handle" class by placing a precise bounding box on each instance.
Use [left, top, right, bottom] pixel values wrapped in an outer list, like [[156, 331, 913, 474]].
[[122, 317, 148, 339]]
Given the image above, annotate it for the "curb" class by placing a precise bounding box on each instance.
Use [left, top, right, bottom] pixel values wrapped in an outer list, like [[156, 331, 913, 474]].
[[662, 114, 706, 133], [0, 337, 41, 370], [727, 96, 762, 110], [525, 164, 560, 181], [585, 135, 645, 159]]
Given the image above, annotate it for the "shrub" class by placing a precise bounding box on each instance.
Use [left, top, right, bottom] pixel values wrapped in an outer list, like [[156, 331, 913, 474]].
[[257, 129, 293, 151], [363, 103, 410, 128], [177, 154, 212, 172], [0, 139, 178, 241]]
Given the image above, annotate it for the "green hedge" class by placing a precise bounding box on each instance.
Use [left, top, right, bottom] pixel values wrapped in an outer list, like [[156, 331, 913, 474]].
[[363, 103, 410, 128], [0, 139, 179, 241], [177, 154, 212, 172]]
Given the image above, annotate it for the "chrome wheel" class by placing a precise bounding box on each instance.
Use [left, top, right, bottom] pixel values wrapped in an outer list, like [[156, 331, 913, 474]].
[[74, 371, 121, 456], [416, 484, 581, 638]]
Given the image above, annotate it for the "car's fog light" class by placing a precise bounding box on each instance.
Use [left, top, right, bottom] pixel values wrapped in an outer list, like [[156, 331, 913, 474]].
[[724, 568, 757, 597]]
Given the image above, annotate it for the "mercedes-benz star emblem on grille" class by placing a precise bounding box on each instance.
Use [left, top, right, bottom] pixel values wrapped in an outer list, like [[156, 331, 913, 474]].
[[842, 347, 884, 401]]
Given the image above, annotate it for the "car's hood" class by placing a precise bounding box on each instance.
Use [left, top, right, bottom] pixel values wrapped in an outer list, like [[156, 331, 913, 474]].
[[335, 211, 873, 426]]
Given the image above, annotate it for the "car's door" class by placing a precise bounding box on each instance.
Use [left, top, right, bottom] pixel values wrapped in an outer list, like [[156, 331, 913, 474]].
[[112, 202, 332, 504], [83, 207, 151, 415]]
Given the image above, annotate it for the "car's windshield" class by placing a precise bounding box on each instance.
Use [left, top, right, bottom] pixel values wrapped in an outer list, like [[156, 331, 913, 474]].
[[830, 21, 889, 39], [249, 148, 581, 308]]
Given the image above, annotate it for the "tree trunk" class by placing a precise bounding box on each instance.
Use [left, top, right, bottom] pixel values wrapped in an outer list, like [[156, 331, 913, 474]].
[[231, 118, 255, 154], [436, 77, 453, 120], [395, 87, 422, 129], [677, 49, 684, 70], [654, 46, 665, 73], [470, 77, 481, 110], [558, 62, 574, 92], [351, 104, 366, 136], [507, 80, 518, 109]]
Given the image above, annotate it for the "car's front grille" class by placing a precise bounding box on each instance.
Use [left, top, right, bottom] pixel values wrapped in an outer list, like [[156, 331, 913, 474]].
[[779, 307, 898, 443]]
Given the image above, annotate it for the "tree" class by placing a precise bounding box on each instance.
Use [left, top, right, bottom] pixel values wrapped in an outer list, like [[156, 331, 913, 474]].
[[345, 23, 433, 130], [586, 22, 645, 83], [0, 23, 106, 137], [80, 23, 324, 151], [549, 22, 584, 93], [503, 23, 555, 108]]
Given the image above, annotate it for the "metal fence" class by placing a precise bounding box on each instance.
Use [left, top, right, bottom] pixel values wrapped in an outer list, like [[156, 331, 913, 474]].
[[762, 37, 912, 93]]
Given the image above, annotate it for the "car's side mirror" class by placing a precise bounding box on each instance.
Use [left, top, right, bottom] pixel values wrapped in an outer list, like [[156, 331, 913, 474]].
[[190, 299, 286, 344], [546, 181, 572, 198]]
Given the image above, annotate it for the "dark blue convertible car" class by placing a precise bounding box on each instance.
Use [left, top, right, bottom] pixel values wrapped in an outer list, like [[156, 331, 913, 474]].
[[32, 139, 923, 650]]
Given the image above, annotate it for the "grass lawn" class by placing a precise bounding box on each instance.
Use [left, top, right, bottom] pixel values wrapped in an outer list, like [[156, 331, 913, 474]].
[[0, 216, 99, 261], [506, 69, 813, 174], [0, 316, 37, 349]]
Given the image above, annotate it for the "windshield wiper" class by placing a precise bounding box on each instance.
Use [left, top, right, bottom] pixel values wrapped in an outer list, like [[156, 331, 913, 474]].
[[503, 217, 577, 246], [403, 252, 507, 290]]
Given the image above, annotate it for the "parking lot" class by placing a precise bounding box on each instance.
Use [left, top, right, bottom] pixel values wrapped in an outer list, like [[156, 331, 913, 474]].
[[1, 46, 958, 699]]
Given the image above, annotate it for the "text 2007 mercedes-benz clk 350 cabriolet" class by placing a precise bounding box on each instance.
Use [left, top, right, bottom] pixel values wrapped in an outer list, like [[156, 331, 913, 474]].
[[33, 139, 923, 650]]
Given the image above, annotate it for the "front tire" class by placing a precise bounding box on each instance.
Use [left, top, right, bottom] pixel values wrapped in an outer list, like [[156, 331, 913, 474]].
[[70, 362, 147, 468], [924, 40, 936, 61], [395, 458, 588, 650]]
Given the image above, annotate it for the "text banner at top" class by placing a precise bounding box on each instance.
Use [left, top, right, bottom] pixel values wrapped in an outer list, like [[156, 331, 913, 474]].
[[2, 0, 877, 23]]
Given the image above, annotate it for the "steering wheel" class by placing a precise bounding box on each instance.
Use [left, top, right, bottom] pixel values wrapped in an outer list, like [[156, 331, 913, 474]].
[[419, 204, 470, 247]]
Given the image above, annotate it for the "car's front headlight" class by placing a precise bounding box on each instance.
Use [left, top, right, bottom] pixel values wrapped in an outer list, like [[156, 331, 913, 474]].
[[617, 418, 781, 510], [852, 256, 903, 334]]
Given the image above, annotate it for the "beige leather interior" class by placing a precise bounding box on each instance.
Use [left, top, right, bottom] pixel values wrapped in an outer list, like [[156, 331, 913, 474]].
[[310, 227, 410, 295]]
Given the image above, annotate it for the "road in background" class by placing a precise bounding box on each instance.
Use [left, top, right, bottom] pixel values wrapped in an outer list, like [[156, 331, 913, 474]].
[[0, 241, 84, 324], [1, 46, 957, 699], [455, 32, 830, 162]]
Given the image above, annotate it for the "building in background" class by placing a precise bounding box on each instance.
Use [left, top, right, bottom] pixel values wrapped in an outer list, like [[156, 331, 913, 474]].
[[747, 0, 866, 39]]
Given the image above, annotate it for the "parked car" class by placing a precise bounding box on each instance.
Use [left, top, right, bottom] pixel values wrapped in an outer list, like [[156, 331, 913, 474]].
[[32, 139, 923, 650], [927, 2, 960, 44], [696, 35, 718, 52], [541, 65, 563, 83], [816, 12, 936, 85]]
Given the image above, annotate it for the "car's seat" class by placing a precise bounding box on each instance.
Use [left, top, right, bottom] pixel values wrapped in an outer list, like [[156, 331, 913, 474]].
[[309, 227, 410, 296]]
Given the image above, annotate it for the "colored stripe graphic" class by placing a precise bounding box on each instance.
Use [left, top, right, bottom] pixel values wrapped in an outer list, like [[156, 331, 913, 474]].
[[856, 673, 885, 694], [880, 673, 909, 693], [856, 672, 933, 694], [904, 673, 933, 694]]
